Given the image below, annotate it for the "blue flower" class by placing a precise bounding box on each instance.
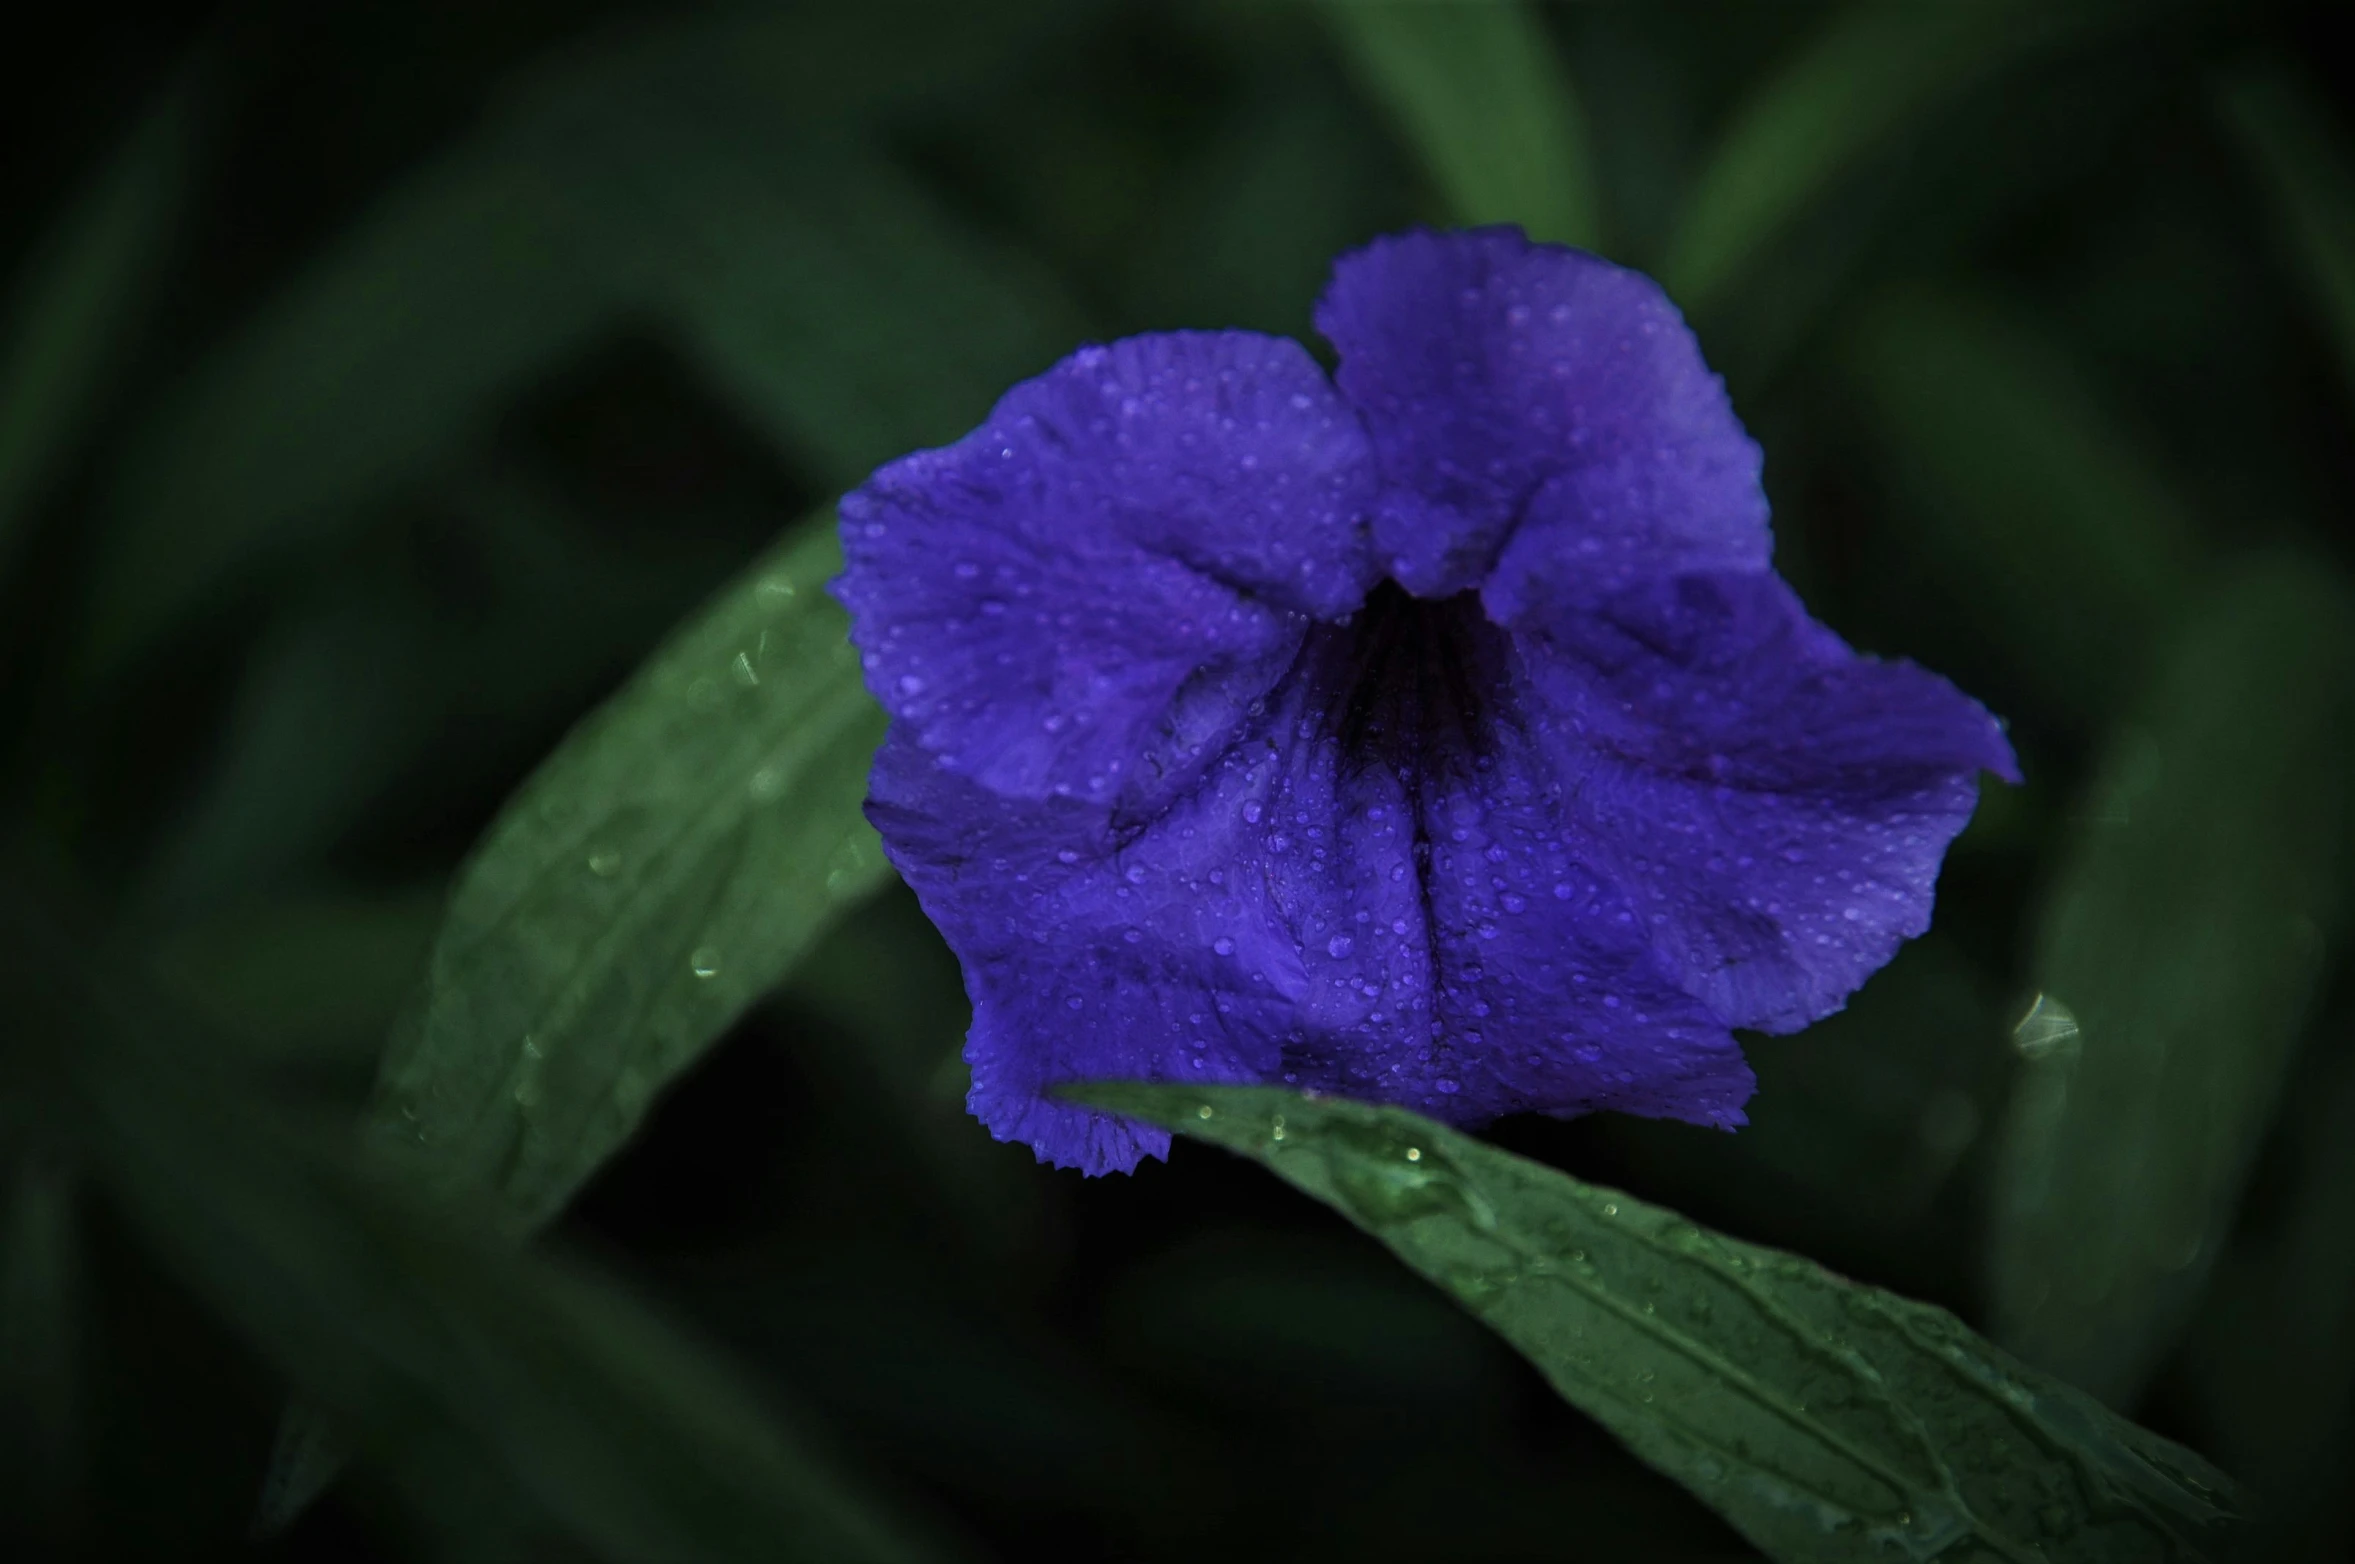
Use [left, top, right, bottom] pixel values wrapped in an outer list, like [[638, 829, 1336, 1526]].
[[835, 227, 2017, 1174]]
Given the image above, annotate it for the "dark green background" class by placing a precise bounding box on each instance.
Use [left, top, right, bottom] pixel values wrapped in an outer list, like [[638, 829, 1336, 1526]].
[[2, 3, 2350, 1560]]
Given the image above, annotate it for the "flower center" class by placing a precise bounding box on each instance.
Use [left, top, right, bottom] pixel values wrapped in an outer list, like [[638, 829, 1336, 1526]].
[[1326, 580, 1508, 772]]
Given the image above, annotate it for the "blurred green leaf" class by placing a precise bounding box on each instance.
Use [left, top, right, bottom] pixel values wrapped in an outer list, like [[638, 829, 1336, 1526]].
[[138, 574, 452, 916], [1123, 67, 1402, 337], [367, 514, 885, 1233], [1321, 0, 1598, 247], [135, 465, 736, 923], [2217, 63, 2355, 397], [0, 1155, 88, 1556], [1664, 1, 2118, 314], [1599, 934, 2006, 1271], [1080, 1082, 2243, 1564], [1987, 560, 2353, 1406], [9, 954, 936, 1563], [83, 9, 1078, 672], [150, 884, 446, 1075], [1844, 284, 2202, 718], [82, 127, 622, 670], [0, 73, 196, 587], [783, 893, 1045, 1264], [2183, 1038, 2355, 1560], [612, 134, 1081, 481]]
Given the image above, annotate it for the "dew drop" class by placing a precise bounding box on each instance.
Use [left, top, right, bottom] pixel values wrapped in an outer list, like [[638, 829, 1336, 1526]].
[[690, 947, 722, 980]]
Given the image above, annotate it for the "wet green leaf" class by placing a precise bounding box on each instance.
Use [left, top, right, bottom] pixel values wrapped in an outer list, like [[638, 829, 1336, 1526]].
[[1843, 284, 2202, 718], [0, 72, 196, 587], [1987, 560, 2354, 1407], [1664, 1, 2121, 314], [1078, 1082, 2243, 1564], [367, 514, 886, 1235], [1321, 0, 1598, 247], [2217, 63, 2355, 396]]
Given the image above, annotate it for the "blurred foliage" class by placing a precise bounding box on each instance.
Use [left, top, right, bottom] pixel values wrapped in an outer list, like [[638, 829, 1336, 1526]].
[[2, 2, 2353, 1561]]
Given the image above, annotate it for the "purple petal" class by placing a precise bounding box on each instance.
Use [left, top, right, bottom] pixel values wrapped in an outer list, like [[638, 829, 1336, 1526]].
[[1510, 570, 2020, 1033], [870, 593, 1760, 1175], [1316, 227, 1769, 602], [835, 331, 1380, 812], [844, 227, 2017, 1176]]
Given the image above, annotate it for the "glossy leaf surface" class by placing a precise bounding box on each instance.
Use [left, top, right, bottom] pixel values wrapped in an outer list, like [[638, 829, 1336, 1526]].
[[367, 518, 886, 1234], [1080, 1082, 2242, 1564]]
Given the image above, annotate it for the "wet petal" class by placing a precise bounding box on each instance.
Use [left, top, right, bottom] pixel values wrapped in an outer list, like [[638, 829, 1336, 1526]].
[[1316, 226, 1768, 602], [869, 594, 1757, 1175], [835, 330, 1380, 813], [1512, 569, 2019, 1032]]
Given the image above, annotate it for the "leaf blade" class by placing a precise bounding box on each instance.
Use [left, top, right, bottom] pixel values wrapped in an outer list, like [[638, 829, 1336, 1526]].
[[62, 1009, 931, 1561], [0, 72, 197, 587], [1077, 1082, 2242, 1564], [1842, 284, 2202, 718], [1321, 0, 1599, 248], [81, 12, 1081, 672], [368, 515, 886, 1233], [2217, 63, 2355, 397], [1663, 1, 2118, 314], [1987, 560, 2354, 1405]]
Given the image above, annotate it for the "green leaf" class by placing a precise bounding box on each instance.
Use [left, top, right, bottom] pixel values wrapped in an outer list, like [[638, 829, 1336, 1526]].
[[1122, 69, 1397, 339], [81, 10, 1079, 672], [0, 1155, 88, 1553], [150, 884, 446, 1075], [1663, 1, 2121, 314], [1598, 934, 2007, 1260], [1843, 285, 2202, 719], [1077, 1082, 2243, 1564], [525, 41, 1083, 478], [133, 465, 738, 923], [367, 514, 886, 1234], [81, 125, 623, 670], [1987, 560, 2354, 1406], [0, 71, 197, 587], [1321, 0, 1599, 247], [2216, 63, 2355, 397], [16, 964, 936, 1562], [2182, 1039, 2355, 1558]]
